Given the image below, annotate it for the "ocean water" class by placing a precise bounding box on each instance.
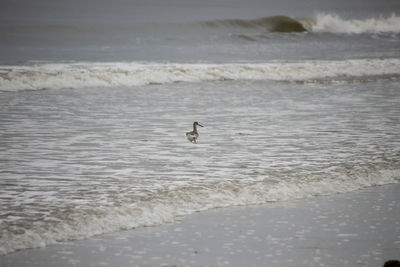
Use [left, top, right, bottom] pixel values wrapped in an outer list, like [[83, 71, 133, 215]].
[[1, 0, 400, 255]]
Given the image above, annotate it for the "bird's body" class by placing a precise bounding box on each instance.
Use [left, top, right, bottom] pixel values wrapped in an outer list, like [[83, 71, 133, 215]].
[[186, 121, 203, 143]]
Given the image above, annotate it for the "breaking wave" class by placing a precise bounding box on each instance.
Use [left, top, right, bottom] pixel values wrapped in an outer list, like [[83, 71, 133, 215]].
[[1, 58, 400, 91], [1, 167, 399, 255], [310, 13, 400, 34], [200, 14, 400, 34]]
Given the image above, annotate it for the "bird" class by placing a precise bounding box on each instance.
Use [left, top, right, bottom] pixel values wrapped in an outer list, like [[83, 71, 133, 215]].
[[186, 121, 204, 143]]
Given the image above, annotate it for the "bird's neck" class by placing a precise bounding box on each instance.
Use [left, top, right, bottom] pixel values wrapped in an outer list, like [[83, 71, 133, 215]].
[[193, 124, 197, 133]]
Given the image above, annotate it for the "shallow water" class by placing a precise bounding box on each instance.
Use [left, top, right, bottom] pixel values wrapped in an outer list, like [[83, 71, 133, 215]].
[[1, 76, 400, 254]]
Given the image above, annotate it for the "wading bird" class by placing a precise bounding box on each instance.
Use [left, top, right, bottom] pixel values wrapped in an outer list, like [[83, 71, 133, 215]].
[[186, 121, 203, 143]]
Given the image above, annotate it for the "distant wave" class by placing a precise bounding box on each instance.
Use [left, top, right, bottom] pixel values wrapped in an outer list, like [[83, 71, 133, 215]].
[[1, 58, 400, 91], [309, 13, 400, 34], [201, 14, 400, 34], [204, 16, 307, 33]]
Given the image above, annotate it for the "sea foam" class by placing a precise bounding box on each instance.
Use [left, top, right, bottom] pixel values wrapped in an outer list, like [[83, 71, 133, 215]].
[[1, 167, 399, 255], [1, 58, 400, 92], [310, 13, 400, 34]]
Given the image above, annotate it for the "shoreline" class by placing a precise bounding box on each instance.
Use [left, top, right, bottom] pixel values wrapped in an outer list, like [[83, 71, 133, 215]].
[[1, 183, 399, 267]]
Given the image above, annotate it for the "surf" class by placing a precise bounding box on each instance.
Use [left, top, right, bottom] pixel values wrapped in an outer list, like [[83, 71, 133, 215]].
[[1, 166, 399, 255], [1, 58, 400, 92], [310, 13, 400, 34], [199, 13, 400, 34]]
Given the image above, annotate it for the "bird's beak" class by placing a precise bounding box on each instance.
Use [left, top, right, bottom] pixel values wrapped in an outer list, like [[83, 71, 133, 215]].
[[198, 123, 204, 127]]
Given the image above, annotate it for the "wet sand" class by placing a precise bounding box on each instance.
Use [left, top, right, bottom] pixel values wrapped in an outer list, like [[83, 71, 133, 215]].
[[1, 184, 399, 267]]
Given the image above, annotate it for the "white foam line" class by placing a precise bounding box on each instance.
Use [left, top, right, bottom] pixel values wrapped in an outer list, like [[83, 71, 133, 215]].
[[1, 58, 400, 91], [311, 13, 400, 34], [1, 168, 398, 255]]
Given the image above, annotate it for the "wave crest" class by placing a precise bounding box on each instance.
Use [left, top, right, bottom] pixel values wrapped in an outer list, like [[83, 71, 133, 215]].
[[201, 14, 400, 34], [311, 13, 400, 34], [1, 167, 399, 255], [1, 58, 400, 91], [204, 16, 307, 32]]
